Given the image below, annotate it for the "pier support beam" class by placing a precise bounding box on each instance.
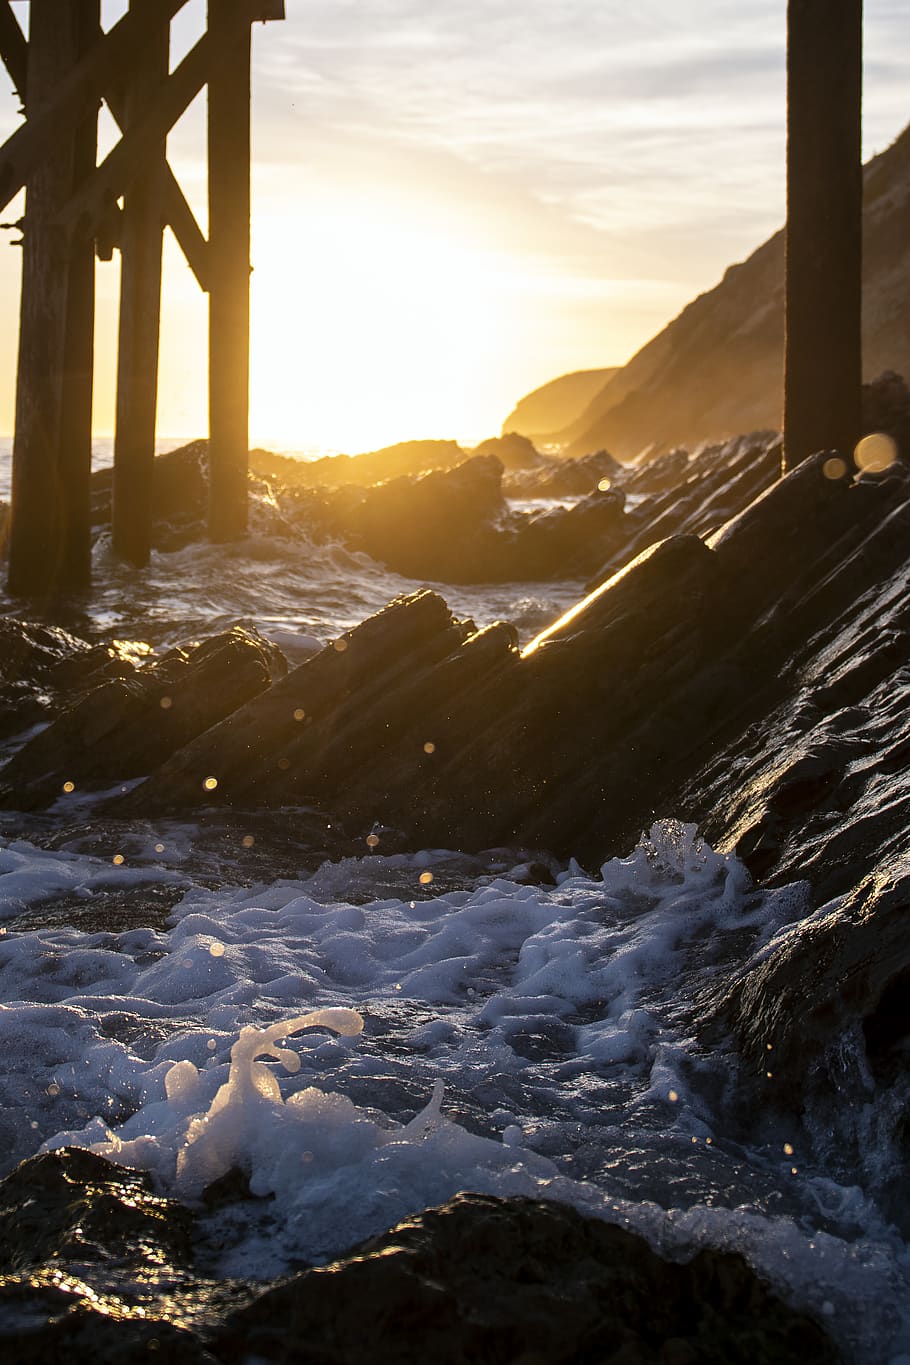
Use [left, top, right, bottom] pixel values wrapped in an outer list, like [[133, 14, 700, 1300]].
[[783, 0, 863, 471], [207, 0, 251, 542], [112, 7, 169, 567], [7, 0, 99, 598]]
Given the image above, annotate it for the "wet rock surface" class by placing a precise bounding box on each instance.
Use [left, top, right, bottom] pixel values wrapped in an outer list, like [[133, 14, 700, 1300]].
[[0, 626, 288, 810], [0, 1158, 840, 1365]]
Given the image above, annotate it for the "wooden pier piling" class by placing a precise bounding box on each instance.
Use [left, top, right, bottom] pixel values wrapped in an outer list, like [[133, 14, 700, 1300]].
[[783, 0, 863, 471], [111, 6, 169, 568], [2, 0, 284, 596], [7, 0, 99, 597], [208, 0, 252, 543]]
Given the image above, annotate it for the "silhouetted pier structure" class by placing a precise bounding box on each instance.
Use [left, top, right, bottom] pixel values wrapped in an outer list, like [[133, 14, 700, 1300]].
[[0, 1, 865, 597], [1, 0, 284, 597]]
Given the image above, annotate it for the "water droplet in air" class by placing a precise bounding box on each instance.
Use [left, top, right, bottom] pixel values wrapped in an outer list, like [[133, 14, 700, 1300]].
[[242, 834, 255, 848], [62, 780, 75, 793], [783, 1142, 794, 1156], [293, 708, 305, 721], [333, 638, 348, 653], [47, 1083, 60, 1097], [597, 477, 612, 492], [419, 871, 434, 886], [203, 776, 218, 791], [207, 1039, 217, 1051], [112, 853, 124, 866], [668, 1090, 679, 1103], [423, 741, 436, 754], [159, 696, 172, 710], [209, 942, 225, 958], [366, 833, 380, 848], [154, 842, 165, 853], [277, 756, 290, 770]]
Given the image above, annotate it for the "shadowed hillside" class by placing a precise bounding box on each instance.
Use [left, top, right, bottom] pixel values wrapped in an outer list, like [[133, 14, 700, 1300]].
[[553, 121, 910, 460]]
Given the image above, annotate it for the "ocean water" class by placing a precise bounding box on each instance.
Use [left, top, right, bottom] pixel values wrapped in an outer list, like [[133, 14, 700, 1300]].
[[0, 441, 909, 1361], [0, 437, 583, 651]]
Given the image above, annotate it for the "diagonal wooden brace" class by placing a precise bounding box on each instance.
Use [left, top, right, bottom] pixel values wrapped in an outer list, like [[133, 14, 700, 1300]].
[[52, 0, 280, 267], [0, 1, 27, 99], [0, 0, 192, 212], [96, 20, 210, 289]]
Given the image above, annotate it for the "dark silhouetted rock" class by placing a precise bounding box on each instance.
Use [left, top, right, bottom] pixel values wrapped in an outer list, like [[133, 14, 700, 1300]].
[[0, 1158, 839, 1365], [504, 447, 623, 500], [113, 590, 477, 815], [0, 626, 287, 809], [91, 439, 208, 529], [213, 1193, 839, 1365], [0, 619, 149, 745], [252, 438, 467, 489], [0, 1148, 216, 1363], [471, 431, 545, 471]]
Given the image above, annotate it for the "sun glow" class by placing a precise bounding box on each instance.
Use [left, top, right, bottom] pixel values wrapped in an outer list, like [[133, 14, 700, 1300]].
[[249, 197, 516, 452]]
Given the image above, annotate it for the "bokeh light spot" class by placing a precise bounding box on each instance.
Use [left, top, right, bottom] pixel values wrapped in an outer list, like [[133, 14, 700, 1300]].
[[822, 456, 848, 481], [855, 431, 898, 473], [203, 776, 218, 791]]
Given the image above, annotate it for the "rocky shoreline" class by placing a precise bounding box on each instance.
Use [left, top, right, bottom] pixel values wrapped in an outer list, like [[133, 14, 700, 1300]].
[[3, 399, 910, 1360]]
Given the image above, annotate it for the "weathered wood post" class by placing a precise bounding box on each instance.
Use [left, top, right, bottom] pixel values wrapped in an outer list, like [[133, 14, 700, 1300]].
[[7, 0, 99, 597], [111, 6, 169, 567], [783, 0, 863, 472], [207, 0, 252, 542]]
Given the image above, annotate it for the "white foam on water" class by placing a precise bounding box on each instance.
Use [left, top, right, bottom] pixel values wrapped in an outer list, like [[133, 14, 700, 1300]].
[[0, 819, 904, 1361]]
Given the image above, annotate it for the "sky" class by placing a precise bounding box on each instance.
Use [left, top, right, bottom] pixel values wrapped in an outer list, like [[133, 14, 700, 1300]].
[[0, 0, 908, 451]]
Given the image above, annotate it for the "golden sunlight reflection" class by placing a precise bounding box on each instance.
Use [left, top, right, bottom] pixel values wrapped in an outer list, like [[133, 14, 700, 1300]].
[[522, 546, 651, 657]]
